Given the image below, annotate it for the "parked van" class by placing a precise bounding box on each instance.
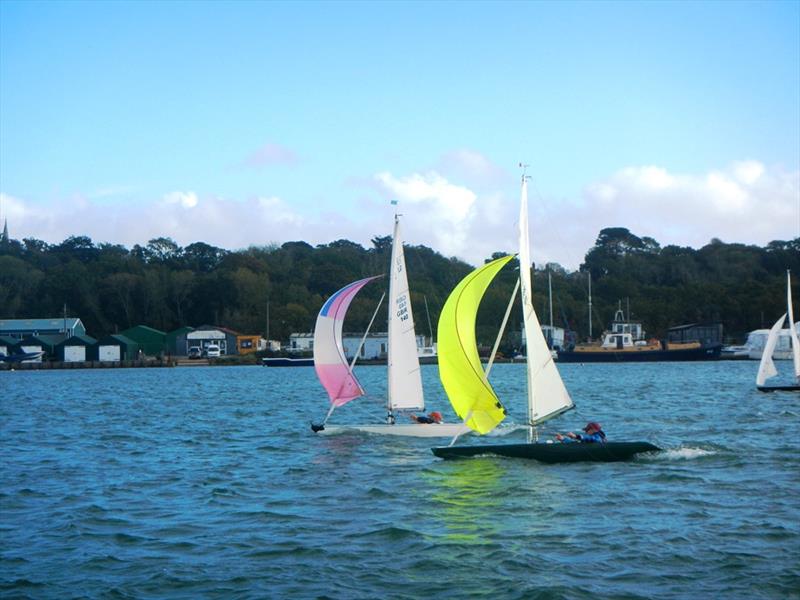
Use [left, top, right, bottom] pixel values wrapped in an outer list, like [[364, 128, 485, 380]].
[[204, 344, 221, 358]]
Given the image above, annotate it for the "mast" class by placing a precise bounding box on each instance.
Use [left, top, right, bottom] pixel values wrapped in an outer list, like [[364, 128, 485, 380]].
[[423, 295, 434, 348], [548, 270, 554, 349], [518, 166, 536, 429], [518, 165, 574, 435], [386, 206, 425, 416], [548, 270, 553, 330], [588, 272, 593, 340]]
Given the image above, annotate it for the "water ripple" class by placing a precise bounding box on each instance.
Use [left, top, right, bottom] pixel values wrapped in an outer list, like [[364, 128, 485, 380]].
[[1, 363, 799, 598]]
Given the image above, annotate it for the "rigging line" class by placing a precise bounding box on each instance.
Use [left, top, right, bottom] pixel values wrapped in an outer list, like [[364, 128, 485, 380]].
[[349, 292, 385, 373], [330, 291, 386, 410], [527, 174, 584, 271], [448, 409, 473, 447], [485, 278, 520, 380], [423, 295, 434, 343]]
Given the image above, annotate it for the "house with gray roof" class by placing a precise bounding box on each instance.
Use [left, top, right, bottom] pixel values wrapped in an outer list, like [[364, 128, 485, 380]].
[[0, 318, 86, 340]]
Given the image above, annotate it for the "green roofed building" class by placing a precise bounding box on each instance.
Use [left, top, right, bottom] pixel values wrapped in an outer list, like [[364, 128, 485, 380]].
[[93, 334, 139, 361], [56, 334, 98, 362], [120, 325, 166, 357], [16, 334, 64, 360], [166, 326, 194, 356]]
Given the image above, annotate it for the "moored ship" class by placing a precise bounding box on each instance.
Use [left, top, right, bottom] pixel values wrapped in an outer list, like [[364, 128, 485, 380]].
[[557, 303, 722, 362]]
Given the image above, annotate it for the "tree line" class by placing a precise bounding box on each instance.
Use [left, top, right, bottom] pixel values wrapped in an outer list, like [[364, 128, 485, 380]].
[[1, 227, 797, 347]]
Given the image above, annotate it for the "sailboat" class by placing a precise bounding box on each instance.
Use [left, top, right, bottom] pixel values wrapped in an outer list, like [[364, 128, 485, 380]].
[[311, 213, 470, 437], [432, 173, 659, 462], [756, 270, 800, 392]]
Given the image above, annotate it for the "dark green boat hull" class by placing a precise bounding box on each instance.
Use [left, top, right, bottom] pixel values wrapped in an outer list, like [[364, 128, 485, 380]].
[[431, 441, 660, 463], [757, 385, 800, 393]]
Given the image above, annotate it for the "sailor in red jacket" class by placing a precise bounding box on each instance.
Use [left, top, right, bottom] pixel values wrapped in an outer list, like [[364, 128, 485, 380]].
[[410, 411, 444, 424]]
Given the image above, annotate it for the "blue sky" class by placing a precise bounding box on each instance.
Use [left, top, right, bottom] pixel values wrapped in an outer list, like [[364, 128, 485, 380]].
[[1, 0, 798, 268]]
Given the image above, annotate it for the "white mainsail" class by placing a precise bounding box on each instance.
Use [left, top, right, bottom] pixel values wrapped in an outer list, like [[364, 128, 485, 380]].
[[518, 177, 574, 424], [786, 271, 800, 380], [387, 214, 425, 412], [756, 313, 786, 386]]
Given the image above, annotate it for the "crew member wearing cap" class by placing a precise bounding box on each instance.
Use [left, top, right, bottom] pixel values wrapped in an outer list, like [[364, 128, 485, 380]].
[[410, 411, 444, 424], [555, 421, 606, 443]]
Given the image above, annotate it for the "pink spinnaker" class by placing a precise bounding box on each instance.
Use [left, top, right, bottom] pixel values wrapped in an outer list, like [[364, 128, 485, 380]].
[[313, 276, 380, 407]]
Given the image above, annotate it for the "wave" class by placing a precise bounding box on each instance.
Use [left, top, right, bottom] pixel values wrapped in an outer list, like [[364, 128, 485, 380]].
[[651, 446, 718, 460]]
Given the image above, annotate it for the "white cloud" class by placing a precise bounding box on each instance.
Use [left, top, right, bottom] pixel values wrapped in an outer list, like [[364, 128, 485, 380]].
[[163, 191, 199, 209], [575, 161, 799, 257], [436, 149, 509, 189], [733, 160, 764, 185], [1, 159, 797, 270]]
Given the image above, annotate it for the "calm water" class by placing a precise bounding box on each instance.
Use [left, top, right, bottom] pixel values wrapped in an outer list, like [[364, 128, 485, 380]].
[[1, 361, 798, 599]]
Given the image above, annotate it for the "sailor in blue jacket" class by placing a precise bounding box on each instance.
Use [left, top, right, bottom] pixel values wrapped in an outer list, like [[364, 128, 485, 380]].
[[555, 421, 606, 443]]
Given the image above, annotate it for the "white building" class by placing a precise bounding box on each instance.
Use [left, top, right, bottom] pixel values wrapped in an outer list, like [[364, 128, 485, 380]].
[[540, 325, 566, 350], [342, 332, 431, 360], [288, 331, 432, 360], [745, 324, 800, 359], [288, 333, 314, 353]]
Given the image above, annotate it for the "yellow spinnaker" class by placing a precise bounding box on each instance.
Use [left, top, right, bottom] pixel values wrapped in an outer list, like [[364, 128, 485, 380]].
[[437, 255, 514, 434]]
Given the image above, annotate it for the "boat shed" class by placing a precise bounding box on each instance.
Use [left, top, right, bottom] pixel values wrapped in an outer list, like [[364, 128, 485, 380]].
[[120, 325, 166, 357], [0, 335, 15, 358], [92, 334, 139, 361], [56, 334, 98, 362], [186, 326, 237, 355], [166, 326, 194, 356], [0, 317, 87, 341], [16, 334, 64, 361], [667, 323, 723, 345]]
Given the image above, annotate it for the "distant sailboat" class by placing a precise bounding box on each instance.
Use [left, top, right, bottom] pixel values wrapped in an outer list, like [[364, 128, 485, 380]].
[[312, 212, 470, 437], [756, 270, 800, 392], [432, 172, 659, 462]]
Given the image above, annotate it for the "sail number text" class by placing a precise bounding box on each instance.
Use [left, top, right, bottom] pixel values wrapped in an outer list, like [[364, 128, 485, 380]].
[[395, 294, 410, 322]]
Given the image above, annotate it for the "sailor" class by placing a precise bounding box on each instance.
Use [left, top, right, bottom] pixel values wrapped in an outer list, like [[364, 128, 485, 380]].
[[555, 421, 606, 443], [410, 411, 443, 424]]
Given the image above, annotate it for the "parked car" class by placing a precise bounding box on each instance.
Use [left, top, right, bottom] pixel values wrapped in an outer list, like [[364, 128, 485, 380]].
[[204, 344, 221, 358], [188, 347, 201, 359]]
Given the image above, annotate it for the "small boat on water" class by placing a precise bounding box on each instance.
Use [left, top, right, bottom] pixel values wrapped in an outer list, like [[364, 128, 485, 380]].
[[756, 270, 800, 393], [722, 327, 800, 360], [262, 357, 314, 367], [0, 350, 45, 363], [557, 304, 722, 363], [432, 171, 659, 462], [311, 210, 470, 438]]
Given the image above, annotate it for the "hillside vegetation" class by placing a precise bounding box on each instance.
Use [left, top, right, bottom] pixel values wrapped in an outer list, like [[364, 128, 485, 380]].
[[1, 228, 797, 346]]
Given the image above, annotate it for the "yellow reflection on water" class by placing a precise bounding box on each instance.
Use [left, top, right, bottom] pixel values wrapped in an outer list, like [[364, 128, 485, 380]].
[[424, 459, 507, 544], [423, 455, 567, 545]]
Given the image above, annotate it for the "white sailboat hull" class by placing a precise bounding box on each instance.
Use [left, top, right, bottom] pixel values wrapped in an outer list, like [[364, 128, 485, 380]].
[[318, 422, 472, 437]]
